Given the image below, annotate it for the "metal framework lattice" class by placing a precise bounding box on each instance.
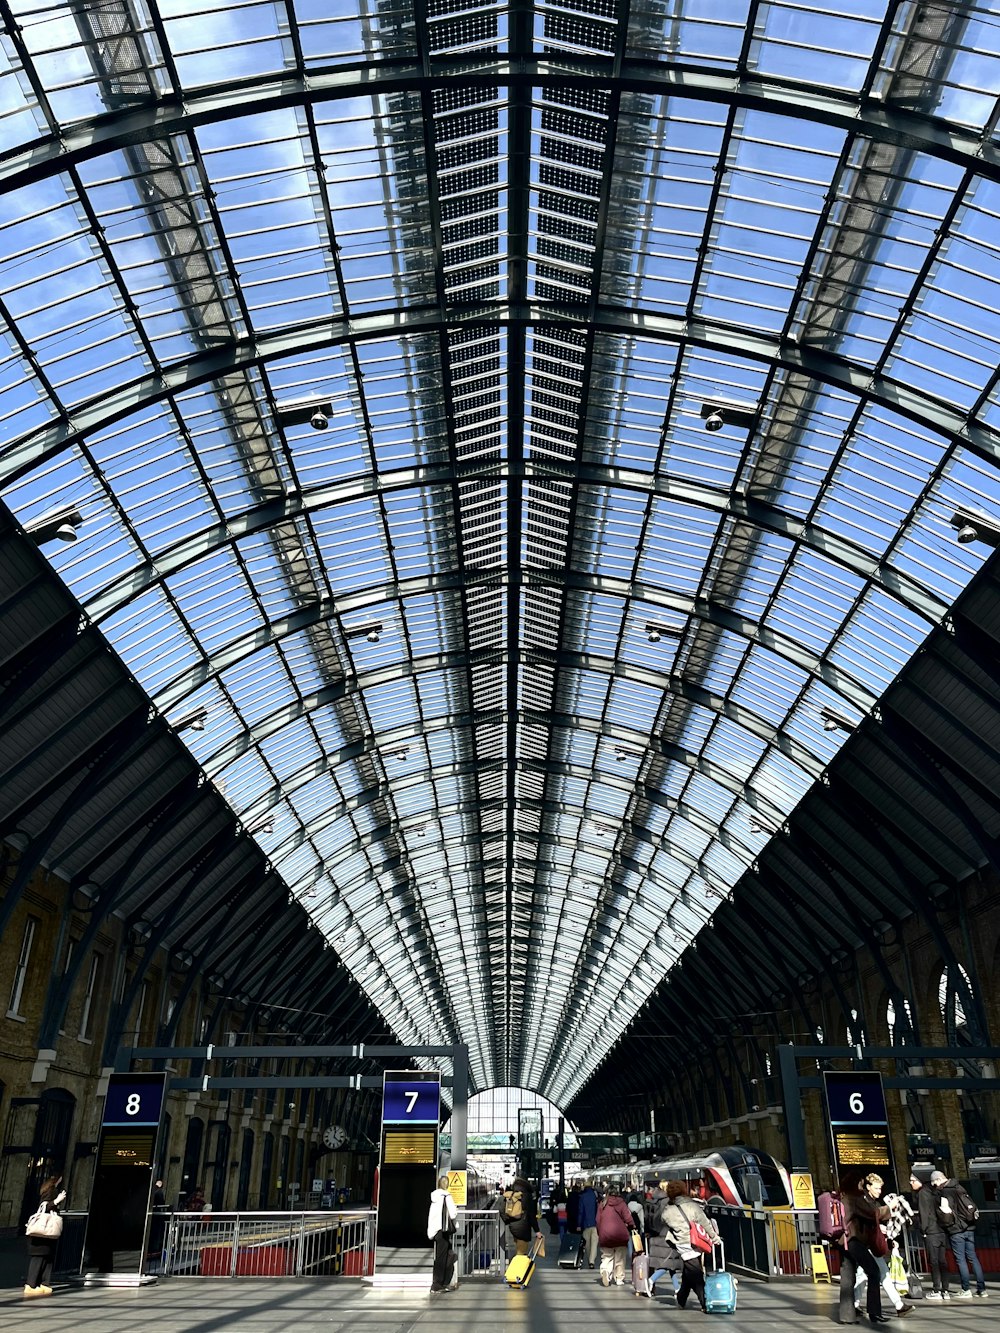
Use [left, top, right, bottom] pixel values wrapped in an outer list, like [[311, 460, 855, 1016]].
[[2, 0, 1000, 1108]]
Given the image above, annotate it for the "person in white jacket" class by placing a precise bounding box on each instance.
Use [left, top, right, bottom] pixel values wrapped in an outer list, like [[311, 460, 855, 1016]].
[[427, 1175, 459, 1292]]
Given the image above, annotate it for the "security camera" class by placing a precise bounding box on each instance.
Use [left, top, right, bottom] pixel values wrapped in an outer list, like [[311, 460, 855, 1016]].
[[366, 628, 380, 643], [309, 408, 329, 431], [704, 410, 724, 432], [956, 524, 978, 544]]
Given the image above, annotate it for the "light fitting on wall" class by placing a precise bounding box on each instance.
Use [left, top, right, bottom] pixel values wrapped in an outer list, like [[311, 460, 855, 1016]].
[[72, 881, 101, 911]]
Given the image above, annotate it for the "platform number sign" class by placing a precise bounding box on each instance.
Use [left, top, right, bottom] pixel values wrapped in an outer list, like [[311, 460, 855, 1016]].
[[382, 1070, 441, 1125], [102, 1073, 166, 1127], [823, 1070, 896, 1196], [824, 1071, 888, 1127]]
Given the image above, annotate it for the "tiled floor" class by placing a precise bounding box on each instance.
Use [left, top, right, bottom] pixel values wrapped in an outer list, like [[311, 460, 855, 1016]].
[[0, 1251, 994, 1332]]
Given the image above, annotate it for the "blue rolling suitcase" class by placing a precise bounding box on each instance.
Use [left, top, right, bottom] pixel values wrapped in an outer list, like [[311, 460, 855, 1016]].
[[704, 1240, 737, 1315]]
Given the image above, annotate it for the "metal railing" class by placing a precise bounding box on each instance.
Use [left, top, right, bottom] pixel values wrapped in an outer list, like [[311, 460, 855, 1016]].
[[161, 1209, 376, 1277], [710, 1205, 1000, 1281], [455, 1209, 503, 1278]]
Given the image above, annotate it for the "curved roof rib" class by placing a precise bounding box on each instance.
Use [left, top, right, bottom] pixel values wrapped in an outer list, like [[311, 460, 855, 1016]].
[[2, 0, 1000, 1102]]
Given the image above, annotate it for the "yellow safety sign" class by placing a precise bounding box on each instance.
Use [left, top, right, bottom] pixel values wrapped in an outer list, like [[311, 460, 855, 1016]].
[[792, 1172, 816, 1210], [447, 1170, 468, 1206], [810, 1244, 831, 1284]]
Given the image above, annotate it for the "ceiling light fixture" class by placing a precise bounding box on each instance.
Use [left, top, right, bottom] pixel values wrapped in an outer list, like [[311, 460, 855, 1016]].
[[950, 508, 1000, 548], [176, 707, 208, 733], [748, 816, 776, 835], [275, 399, 334, 432], [821, 707, 854, 733], [644, 621, 681, 644], [700, 401, 758, 433], [346, 622, 384, 644], [26, 507, 83, 546]]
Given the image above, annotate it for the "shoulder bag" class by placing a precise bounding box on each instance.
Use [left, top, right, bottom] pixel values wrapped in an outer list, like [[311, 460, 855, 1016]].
[[25, 1200, 63, 1240], [678, 1200, 714, 1254]]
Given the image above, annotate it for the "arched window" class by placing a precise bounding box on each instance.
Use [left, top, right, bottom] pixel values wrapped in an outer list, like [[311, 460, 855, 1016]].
[[938, 965, 974, 1044], [442, 1086, 578, 1158], [887, 996, 914, 1046]]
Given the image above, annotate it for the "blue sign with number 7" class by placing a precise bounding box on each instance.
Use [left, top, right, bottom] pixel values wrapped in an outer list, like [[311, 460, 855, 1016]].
[[382, 1073, 440, 1124]]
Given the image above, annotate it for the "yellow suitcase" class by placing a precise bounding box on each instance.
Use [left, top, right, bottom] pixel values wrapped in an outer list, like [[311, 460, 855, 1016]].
[[505, 1238, 541, 1288]]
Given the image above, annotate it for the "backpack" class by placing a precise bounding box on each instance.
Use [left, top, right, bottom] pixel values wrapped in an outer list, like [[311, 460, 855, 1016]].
[[817, 1190, 846, 1241], [934, 1187, 977, 1231], [952, 1188, 980, 1228], [502, 1189, 524, 1222]]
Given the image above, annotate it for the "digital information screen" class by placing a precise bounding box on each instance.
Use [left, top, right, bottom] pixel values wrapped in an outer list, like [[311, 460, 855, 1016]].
[[383, 1128, 437, 1164], [377, 1071, 440, 1248], [99, 1130, 157, 1168], [824, 1070, 897, 1196], [84, 1073, 167, 1277]]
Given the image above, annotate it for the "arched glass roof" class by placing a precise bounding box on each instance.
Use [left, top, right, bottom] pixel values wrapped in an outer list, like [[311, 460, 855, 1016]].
[[2, 0, 1000, 1106]]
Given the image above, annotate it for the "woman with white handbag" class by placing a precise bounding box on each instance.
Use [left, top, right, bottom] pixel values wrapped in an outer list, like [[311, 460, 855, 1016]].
[[24, 1174, 66, 1298]]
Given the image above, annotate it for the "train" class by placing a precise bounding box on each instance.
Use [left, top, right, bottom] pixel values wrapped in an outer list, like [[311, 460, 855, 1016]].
[[597, 1145, 794, 1211]]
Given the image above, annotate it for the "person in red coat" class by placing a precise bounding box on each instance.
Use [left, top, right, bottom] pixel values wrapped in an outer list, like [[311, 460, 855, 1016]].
[[596, 1185, 634, 1286]]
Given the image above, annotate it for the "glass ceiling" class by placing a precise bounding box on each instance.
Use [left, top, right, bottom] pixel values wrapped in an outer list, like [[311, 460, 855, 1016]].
[[2, 0, 1000, 1105]]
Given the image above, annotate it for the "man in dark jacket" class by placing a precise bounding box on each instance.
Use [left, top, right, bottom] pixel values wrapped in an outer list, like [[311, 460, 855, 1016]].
[[566, 1181, 581, 1235], [578, 1178, 599, 1269], [930, 1171, 986, 1298], [908, 1171, 949, 1299]]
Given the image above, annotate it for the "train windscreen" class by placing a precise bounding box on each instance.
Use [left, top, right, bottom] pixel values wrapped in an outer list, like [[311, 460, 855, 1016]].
[[723, 1150, 790, 1206]]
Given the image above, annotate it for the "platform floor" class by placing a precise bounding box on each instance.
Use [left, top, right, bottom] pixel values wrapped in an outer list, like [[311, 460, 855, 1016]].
[[0, 1250, 995, 1333]]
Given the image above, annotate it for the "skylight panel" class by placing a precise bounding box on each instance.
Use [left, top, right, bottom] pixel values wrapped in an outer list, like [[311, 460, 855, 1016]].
[[829, 585, 933, 692], [750, 2, 883, 91], [766, 546, 866, 657], [731, 642, 810, 726]]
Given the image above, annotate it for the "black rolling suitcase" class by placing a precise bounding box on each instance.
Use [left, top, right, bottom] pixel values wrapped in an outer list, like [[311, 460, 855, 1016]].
[[558, 1232, 584, 1269]]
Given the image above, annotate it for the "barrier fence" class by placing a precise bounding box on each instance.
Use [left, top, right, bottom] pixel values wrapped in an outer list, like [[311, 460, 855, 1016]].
[[707, 1204, 1000, 1281], [162, 1209, 376, 1277], [455, 1209, 504, 1278]]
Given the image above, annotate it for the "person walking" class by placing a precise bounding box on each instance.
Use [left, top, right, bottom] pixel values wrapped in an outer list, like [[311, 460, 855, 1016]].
[[427, 1173, 458, 1293], [566, 1180, 581, 1237], [500, 1176, 542, 1257], [909, 1171, 949, 1300], [657, 1180, 720, 1312], [930, 1170, 986, 1299], [596, 1184, 633, 1286], [844, 1173, 892, 1325], [24, 1174, 66, 1299], [854, 1187, 914, 1319], [578, 1178, 599, 1269], [646, 1180, 682, 1297]]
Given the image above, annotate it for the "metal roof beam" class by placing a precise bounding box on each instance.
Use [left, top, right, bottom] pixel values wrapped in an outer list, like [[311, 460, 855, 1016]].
[[4, 59, 998, 197], [4, 303, 995, 547]]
